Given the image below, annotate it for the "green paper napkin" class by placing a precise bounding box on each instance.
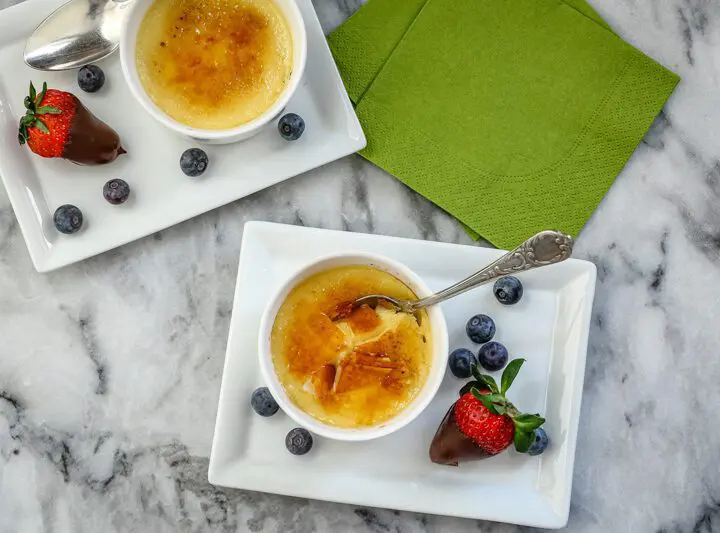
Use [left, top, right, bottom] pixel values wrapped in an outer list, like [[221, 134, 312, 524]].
[[328, 0, 679, 248], [331, 0, 612, 105]]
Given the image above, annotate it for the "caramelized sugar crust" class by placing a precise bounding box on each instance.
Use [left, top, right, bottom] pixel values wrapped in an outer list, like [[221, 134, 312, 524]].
[[136, 0, 292, 130], [271, 266, 432, 428]]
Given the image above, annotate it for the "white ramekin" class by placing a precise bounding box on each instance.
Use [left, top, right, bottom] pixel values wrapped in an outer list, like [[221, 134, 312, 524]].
[[119, 0, 307, 144], [258, 252, 449, 442]]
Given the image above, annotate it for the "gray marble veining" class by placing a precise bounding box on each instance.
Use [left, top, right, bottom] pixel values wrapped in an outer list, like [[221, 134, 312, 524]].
[[1, 0, 720, 532]]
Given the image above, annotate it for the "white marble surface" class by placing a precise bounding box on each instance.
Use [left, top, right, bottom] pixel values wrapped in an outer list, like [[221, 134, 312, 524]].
[[1, 0, 720, 532]]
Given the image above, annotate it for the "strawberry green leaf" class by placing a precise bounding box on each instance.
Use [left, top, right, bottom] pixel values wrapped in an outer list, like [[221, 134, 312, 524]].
[[29, 82, 36, 102], [34, 119, 49, 134], [18, 121, 28, 143], [36, 106, 61, 115], [501, 358, 526, 395], [471, 388, 500, 415], [512, 413, 545, 432], [471, 365, 499, 393], [36, 82, 48, 105], [459, 381, 482, 396], [514, 429, 533, 453], [479, 375, 499, 394], [483, 393, 507, 405], [505, 404, 521, 418], [470, 387, 487, 402], [494, 404, 507, 415]]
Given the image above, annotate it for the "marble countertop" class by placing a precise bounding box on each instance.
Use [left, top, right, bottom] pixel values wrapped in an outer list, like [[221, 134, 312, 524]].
[[2, 0, 720, 532]]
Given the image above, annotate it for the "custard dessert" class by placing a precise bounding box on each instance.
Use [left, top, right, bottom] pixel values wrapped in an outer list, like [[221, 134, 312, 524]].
[[135, 0, 293, 130], [271, 266, 432, 428]]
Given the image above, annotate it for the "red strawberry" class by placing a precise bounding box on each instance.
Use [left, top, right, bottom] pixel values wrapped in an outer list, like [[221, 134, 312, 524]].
[[18, 82, 125, 165], [454, 391, 516, 455], [430, 359, 545, 466]]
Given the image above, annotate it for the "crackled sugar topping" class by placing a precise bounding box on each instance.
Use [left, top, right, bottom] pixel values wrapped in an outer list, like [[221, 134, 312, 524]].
[[136, 0, 293, 130], [271, 266, 432, 428]]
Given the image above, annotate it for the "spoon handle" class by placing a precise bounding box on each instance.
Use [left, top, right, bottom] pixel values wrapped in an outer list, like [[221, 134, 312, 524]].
[[409, 230, 574, 311]]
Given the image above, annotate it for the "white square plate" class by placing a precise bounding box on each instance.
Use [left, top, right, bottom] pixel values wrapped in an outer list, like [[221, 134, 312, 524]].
[[209, 222, 597, 529], [0, 0, 365, 272]]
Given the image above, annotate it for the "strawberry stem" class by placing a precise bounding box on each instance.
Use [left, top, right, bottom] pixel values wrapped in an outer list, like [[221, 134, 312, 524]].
[[18, 81, 60, 144]]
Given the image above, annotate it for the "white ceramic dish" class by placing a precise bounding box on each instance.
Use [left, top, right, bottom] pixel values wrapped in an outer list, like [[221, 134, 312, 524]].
[[257, 252, 449, 441], [209, 222, 597, 529], [0, 0, 365, 273], [120, 0, 308, 143]]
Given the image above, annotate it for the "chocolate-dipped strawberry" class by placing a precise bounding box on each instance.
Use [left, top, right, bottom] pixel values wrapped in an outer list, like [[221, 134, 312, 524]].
[[18, 82, 125, 165], [430, 359, 545, 466]]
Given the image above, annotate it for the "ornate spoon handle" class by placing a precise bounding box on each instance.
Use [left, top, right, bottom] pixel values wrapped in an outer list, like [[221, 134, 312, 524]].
[[409, 230, 574, 311]]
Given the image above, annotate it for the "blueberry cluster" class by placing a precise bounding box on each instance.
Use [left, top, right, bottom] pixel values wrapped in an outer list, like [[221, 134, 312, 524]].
[[448, 276, 523, 377]]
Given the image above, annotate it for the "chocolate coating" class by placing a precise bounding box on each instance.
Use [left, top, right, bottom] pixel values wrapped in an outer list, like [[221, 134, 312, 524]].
[[62, 97, 125, 165], [429, 405, 494, 466]]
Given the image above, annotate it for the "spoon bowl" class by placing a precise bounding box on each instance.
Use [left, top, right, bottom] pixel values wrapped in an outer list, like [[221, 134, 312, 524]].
[[353, 294, 411, 313], [24, 0, 134, 71]]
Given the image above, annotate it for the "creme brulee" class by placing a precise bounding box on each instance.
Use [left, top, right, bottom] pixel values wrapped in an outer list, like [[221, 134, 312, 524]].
[[135, 0, 293, 130], [271, 266, 432, 428]]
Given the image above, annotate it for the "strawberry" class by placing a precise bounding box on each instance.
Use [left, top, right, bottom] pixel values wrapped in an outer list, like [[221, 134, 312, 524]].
[[18, 82, 125, 165], [429, 359, 545, 466], [454, 390, 516, 455]]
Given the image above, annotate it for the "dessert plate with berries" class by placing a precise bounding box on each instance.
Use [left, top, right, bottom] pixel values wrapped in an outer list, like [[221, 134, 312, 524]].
[[209, 222, 597, 529], [0, 0, 365, 272]]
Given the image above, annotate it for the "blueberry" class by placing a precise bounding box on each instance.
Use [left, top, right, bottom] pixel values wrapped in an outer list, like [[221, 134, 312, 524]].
[[180, 148, 209, 177], [77, 65, 105, 93], [285, 428, 313, 455], [278, 113, 305, 141], [527, 427, 549, 456], [493, 276, 523, 305], [466, 314, 496, 344], [250, 387, 279, 417], [448, 348, 477, 379], [53, 204, 83, 234], [103, 179, 131, 205], [477, 341, 509, 371]]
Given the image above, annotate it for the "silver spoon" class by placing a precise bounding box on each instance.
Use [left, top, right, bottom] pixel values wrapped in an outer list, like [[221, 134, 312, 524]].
[[24, 0, 134, 71], [354, 230, 574, 314]]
